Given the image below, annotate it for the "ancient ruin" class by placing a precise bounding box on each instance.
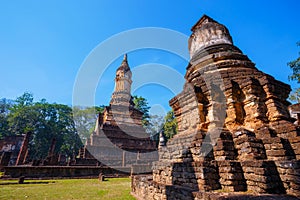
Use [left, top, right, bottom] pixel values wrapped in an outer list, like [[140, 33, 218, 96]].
[[15, 132, 30, 165], [2, 56, 158, 178], [0, 134, 24, 167], [132, 15, 300, 199], [81, 55, 158, 169]]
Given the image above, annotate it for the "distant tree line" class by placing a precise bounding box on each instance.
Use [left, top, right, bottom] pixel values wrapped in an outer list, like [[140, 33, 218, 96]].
[[0, 93, 82, 160]]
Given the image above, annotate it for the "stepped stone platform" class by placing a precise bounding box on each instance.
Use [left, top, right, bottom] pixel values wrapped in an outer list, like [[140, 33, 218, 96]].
[[80, 55, 158, 169], [131, 15, 300, 199]]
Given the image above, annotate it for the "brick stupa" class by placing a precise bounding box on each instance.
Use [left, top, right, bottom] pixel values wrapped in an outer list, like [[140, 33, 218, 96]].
[[83, 55, 158, 168], [132, 15, 300, 199]]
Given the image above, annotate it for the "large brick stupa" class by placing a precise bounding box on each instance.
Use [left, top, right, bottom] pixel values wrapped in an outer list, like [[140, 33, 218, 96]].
[[132, 15, 300, 199]]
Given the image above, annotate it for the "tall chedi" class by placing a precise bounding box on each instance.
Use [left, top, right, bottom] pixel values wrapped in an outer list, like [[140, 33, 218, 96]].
[[132, 15, 300, 199], [103, 54, 142, 126], [110, 54, 133, 107], [83, 55, 157, 168]]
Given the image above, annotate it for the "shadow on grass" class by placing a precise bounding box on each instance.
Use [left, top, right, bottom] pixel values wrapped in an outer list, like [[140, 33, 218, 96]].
[[0, 181, 55, 185]]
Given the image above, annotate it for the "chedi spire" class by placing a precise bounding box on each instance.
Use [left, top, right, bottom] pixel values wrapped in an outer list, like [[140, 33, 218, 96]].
[[110, 54, 133, 106]]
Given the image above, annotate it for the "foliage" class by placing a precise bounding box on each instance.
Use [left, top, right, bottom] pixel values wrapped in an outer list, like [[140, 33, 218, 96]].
[[0, 178, 135, 200], [163, 110, 177, 140], [288, 42, 300, 83], [145, 111, 178, 141], [289, 88, 300, 103], [132, 95, 150, 127], [288, 42, 300, 102], [1, 92, 83, 159], [0, 98, 13, 138], [8, 92, 38, 135], [72, 105, 105, 144], [133, 95, 178, 141], [146, 115, 164, 140], [15, 92, 34, 106]]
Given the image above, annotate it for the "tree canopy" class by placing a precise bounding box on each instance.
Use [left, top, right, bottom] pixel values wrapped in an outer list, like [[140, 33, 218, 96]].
[[163, 110, 177, 140], [288, 42, 300, 102], [72, 105, 104, 144], [288, 42, 300, 83], [133, 95, 150, 127], [0, 98, 13, 138], [0, 92, 83, 159], [132, 96, 178, 141]]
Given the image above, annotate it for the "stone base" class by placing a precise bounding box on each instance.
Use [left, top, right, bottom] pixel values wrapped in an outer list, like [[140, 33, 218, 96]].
[[4, 166, 131, 178], [131, 175, 196, 200], [193, 191, 300, 200], [132, 174, 300, 200]]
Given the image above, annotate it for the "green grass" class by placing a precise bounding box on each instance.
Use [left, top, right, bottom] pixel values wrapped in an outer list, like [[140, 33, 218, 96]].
[[0, 178, 135, 200]]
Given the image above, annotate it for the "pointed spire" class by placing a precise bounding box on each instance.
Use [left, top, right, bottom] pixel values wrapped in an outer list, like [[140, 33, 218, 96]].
[[111, 54, 132, 105], [122, 54, 128, 64], [117, 53, 130, 73]]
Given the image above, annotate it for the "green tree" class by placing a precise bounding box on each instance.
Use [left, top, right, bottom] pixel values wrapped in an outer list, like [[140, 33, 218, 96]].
[[7, 93, 82, 159], [288, 42, 300, 83], [8, 92, 38, 135], [0, 98, 13, 139], [15, 92, 34, 106], [288, 42, 300, 102], [72, 105, 105, 144], [31, 102, 82, 159], [289, 88, 300, 103], [163, 110, 177, 140], [133, 95, 150, 127], [146, 115, 164, 140]]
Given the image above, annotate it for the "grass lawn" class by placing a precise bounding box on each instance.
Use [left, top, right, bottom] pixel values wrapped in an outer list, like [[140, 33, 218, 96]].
[[0, 177, 135, 200]]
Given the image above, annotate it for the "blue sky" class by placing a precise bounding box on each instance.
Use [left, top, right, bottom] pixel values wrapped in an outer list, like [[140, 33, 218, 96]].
[[0, 0, 299, 115]]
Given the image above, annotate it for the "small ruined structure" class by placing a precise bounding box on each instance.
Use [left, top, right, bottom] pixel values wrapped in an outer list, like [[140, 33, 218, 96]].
[[0, 135, 24, 167], [132, 15, 300, 199], [82, 55, 158, 168], [42, 138, 59, 166], [15, 132, 30, 165]]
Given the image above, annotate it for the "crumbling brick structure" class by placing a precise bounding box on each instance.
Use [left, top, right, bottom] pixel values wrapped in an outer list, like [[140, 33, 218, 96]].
[[131, 15, 300, 199], [83, 55, 158, 168], [0, 135, 24, 167]]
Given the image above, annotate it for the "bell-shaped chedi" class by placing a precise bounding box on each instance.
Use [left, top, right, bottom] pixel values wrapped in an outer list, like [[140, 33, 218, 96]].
[[188, 15, 233, 59], [182, 15, 291, 133], [82, 55, 157, 168], [131, 15, 300, 199]]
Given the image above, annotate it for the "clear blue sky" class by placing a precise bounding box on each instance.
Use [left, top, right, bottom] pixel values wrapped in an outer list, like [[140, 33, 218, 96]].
[[0, 0, 299, 115]]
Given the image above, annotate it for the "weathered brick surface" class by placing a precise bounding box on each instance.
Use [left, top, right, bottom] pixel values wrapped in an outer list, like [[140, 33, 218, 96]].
[[81, 55, 158, 168], [132, 15, 300, 199]]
